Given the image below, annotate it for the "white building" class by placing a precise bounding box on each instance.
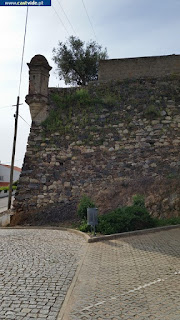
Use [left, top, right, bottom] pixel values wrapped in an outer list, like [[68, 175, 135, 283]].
[[0, 163, 21, 187]]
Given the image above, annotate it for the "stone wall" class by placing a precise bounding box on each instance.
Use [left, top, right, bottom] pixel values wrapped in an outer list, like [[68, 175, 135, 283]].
[[99, 54, 180, 82], [12, 76, 180, 225]]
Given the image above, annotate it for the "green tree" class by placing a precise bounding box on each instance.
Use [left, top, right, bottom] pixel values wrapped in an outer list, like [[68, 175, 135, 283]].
[[52, 36, 108, 86]]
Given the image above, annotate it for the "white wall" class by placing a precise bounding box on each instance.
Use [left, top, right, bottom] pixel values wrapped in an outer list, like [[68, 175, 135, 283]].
[[0, 165, 20, 184], [0, 212, 11, 226]]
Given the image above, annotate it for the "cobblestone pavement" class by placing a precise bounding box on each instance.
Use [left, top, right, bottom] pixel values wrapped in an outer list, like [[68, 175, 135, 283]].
[[62, 228, 180, 320], [0, 229, 86, 320]]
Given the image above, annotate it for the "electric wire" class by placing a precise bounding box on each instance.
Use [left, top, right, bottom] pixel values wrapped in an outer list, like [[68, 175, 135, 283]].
[[7, 7, 28, 210], [81, 0, 97, 40], [55, 0, 77, 36], [52, 4, 70, 36], [0, 103, 23, 111], [19, 114, 31, 127], [0, 105, 14, 110], [18, 6, 29, 97]]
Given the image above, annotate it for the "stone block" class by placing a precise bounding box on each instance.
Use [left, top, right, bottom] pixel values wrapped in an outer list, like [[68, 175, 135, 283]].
[[64, 182, 71, 188]]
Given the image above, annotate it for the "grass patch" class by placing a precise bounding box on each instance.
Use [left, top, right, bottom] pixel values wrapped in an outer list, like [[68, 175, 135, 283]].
[[42, 88, 122, 134], [153, 217, 180, 227]]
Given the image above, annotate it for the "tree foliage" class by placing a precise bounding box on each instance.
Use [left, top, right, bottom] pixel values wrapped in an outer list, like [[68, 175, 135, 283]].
[[52, 36, 108, 86]]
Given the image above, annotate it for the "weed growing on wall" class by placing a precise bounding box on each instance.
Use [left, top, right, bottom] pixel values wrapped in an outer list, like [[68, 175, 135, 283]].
[[42, 87, 122, 135], [144, 105, 161, 118], [42, 89, 102, 134], [42, 77, 180, 147], [132, 194, 145, 207]]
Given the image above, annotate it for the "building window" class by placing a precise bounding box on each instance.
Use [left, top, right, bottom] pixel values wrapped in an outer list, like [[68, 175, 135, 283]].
[[0, 176, 4, 181]]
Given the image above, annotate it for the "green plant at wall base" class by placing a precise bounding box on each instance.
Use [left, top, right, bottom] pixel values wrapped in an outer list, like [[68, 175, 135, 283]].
[[132, 194, 145, 207], [78, 194, 156, 235], [96, 205, 155, 235], [77, 195, 96, 220], [79, 219, 91, 232], [153, 217, 180, 227]]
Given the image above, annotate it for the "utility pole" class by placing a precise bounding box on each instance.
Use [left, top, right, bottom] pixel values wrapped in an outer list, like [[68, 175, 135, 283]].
[[8, 96, 19, 210]]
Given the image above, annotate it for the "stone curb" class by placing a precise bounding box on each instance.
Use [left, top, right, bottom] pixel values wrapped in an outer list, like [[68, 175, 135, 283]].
[[1, 225, 179, 243], [0, 226, 90, 242], [88, 224, 180, 243], [57, 243, 89, 320]]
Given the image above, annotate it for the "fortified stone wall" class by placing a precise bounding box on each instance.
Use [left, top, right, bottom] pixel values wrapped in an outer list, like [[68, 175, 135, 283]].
[[99, 54, 180, 82], [12, 76, 180, 225]]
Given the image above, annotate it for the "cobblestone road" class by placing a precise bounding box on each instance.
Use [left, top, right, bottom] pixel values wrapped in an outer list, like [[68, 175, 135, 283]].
[[62, 228, 180, 320], [0, 229, 86, 320]]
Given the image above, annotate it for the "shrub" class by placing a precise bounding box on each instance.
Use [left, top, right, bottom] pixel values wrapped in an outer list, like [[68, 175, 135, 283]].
[[123, 205, 155, 230], [0, 187, 9, 192], [0, 186, 17, 192], [97, 208, 131, 234], [77, 195, 95, 220], [79, 194, 180, 235], [97, 204, 155, 235]]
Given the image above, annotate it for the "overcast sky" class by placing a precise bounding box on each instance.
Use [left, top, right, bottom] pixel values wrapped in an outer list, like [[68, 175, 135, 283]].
[[0, 0, 180, 168]]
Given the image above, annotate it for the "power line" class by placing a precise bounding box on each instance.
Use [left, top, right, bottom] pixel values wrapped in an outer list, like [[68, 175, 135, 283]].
[[18, 7, 29, 97], [8, 7, 29, 210], [0, 105, 14, 110], [0, 103, 24, 111], [52, 4, 70, 36], [19, 114, 31, 127], [56, 0, 77, 36], [81, 0, 97, 41], [8, 96, 19, 210]]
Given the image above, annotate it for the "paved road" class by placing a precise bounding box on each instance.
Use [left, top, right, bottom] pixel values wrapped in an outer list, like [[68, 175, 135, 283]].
[[0, 197, 14, 213], [61, 228, 180, 320], [0, 229, 86, 320]]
